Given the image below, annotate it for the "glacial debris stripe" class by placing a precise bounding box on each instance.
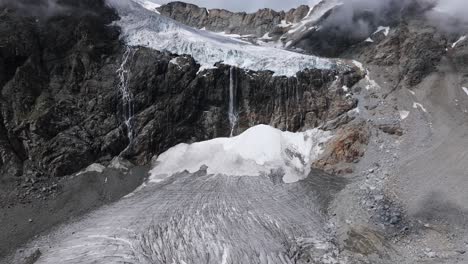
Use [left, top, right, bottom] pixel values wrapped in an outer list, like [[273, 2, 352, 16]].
[[228, 66, 238, 137], [117, 47, 136, 142]]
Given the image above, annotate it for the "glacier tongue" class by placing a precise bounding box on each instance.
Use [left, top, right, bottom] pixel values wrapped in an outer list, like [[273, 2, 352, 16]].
[[107, 0, 336, 77], [150, 125, 332, 183]]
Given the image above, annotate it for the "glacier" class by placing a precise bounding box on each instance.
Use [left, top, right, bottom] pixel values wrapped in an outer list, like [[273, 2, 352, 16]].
[[107, 0, 337, 77], [150, 125, 332, 183]]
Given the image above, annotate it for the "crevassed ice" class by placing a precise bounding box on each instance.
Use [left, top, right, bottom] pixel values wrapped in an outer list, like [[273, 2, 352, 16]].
[[150, 125, 332, 183], [107, 0, 335, 77]]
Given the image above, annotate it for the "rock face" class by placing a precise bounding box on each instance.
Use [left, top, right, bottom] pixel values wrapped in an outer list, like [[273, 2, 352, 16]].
[[0, 0, 121, 181], [342, 15, 448, 87], [313, 122, 370, 174], [0, 0, 363, 185], [157, 1, 310, 37]]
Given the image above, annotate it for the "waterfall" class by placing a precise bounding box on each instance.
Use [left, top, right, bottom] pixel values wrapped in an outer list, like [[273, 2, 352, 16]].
[[116, 47, 136, 142], [228, 66, 238, 137]]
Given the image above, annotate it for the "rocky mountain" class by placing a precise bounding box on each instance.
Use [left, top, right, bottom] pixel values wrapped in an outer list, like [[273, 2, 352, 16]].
[[157, 1, 311, 37], [1, 0, 468, 263]]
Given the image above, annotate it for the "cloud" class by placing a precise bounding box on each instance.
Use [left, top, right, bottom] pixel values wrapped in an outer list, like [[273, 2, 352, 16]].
[[426, 0, 468, 32]]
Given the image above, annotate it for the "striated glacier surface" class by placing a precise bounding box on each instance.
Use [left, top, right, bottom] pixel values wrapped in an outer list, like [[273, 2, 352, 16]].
[[14, 125, 345, 264]]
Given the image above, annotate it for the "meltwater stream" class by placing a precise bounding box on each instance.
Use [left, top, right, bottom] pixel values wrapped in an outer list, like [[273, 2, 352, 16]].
[[22, 170, 345, 264], [228, 67, 238, 137], [117, 47, 136, 142]]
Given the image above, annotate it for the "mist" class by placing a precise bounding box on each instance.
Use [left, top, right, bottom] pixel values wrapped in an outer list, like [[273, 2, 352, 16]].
[[304, 0, 466, 38], [427, 0, 468, 32]]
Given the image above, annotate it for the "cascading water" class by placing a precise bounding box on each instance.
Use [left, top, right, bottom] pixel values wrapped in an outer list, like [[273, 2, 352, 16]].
[[116, 47, 136, 142], [228, 66, 238, 137]]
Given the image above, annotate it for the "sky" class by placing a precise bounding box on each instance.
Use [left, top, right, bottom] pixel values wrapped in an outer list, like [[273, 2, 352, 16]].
[[150, 0, 317, 12]]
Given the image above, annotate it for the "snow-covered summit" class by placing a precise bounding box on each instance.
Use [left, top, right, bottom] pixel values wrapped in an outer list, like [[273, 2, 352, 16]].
[[149, 125, 332, 183], [107, 0, 337, 76]]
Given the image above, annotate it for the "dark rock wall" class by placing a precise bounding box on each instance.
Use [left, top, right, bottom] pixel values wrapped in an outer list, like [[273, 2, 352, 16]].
[[0, 0, 122, 181], [120, 49, 362, 165]]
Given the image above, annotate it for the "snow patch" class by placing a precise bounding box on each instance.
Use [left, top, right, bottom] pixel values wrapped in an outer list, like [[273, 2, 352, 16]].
[[260, 32, 273, 40], [149, 125, 332, 183], [287, 0, 342, 34], [169, 57, 183, 68], [374, 26, 390, 36], [277, 20, 292, 28], [399, 110, 410, 120], [365, 37, 374, 43], [413, 102, 427, 113], [452, 36, 466, 48], [365, 75, 380, 90], [462, 87, 468, 96], [77, 163, 105, 175]]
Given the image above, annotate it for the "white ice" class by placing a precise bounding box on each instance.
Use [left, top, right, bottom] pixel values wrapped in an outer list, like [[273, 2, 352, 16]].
[[413, 102, 427, 113], [399, 110, 410, 120], [108, 0, 336, 77], [150, 125, 332, 183], [452, 35, 466, 48], [462, 87, 468, 96], [76, 163, 105, 175]]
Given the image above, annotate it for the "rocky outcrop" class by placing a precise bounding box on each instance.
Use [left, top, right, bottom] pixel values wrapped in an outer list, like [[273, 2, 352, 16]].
[[313, 122, 370, 174], [345, 18, 448, 86], [157, 1, 310, 37]]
